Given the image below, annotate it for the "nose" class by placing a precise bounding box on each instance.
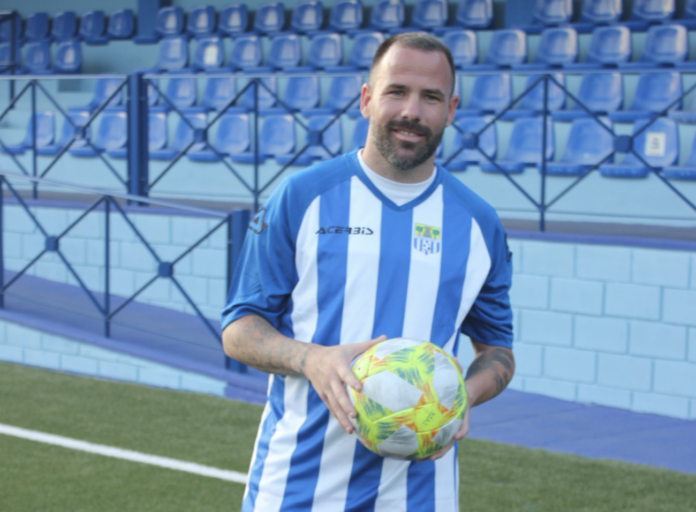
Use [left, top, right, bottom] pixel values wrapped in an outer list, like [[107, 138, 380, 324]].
[[401, 93, 421, 121]]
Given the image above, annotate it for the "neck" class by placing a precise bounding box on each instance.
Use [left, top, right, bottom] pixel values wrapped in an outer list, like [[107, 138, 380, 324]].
[[361, 145, 436, 184]]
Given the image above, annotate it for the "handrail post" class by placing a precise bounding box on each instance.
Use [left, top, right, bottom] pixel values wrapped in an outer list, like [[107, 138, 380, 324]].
[[225, 209, 250, 373], [127, 72, 149, 203], [104, 197, 111, 337], [539, 75, 548, 232], [31, 80, 38, 199]]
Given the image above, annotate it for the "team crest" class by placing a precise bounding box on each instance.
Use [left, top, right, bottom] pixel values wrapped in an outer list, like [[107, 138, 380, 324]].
[[413, 223, 441, 255], [249, 207, 267, 234]]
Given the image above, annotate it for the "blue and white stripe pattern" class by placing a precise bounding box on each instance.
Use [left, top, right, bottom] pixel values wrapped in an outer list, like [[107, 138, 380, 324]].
[[222, 149, 513, 512]]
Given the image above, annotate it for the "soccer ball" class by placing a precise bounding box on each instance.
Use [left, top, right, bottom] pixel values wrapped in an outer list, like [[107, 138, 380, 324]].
[[346, 337, 467, 460]]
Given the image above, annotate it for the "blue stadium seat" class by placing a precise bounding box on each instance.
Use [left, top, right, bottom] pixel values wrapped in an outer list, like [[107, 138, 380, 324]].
[[569, 25, 631, 69], [159, 77, 197, 112], [277, 114, 342, 166], [155, 36, 189, 71], [480, 117, 553, 173], [457, 74, 511, 117], [24, 12, 50, 43], [369, 0, 405, 32], [188, 112, 251, 162], [622, 25, 687, 69], [23, 40, 51, 74], [453, 0, 493, 29], [70, 108, 128, 157], [577, 0, 622, 27], [446, 117, 496, 171], [108, 9, 135, 40], [253, 2, 285, 34], [266, 33, 302, 71], [74, 77, 124, 112], [662, 130, 696, 179], [532, 0, 573, 28], [443, 30, 477, 69], [552, 72, 622, 121], [284, 75, 320, 112], [53, 39, 82, 74], [80, 10, 108, 45], [37, 109, 89, 156], [187, 5, 216, 39], [156, 6, 185, 38], [0, 43, 13, 72], [624, 0, 674, 30], [201, 76, 239, 112], [107, 111, 169, 158], [191, 36, 224, 72], [237, 76, 278, 111], [219, 4, 249, 37], [291, 0, 324, 33], [52, 11, 78, 42], [0, 111, 54, 154], [150, 110, 208, 160], [310, 75, 362, 116], [409, 0, 448, 31], [545, 118, 614, 175], [349, 117, 369, 151], [229, 34, 263, 71], [675, 0, 696, 29], [482, 29, 527, 69], [327, 31, 383, 71], [502, 74, 565, 120], [302, 32, 343, 70], [600, 117, 677, 178], [232, 113, 295, 164], [517, 27, 577, 69], [330, 0, 364, 33], [0, 14, 22, 43], [609, 72, 682, 123]]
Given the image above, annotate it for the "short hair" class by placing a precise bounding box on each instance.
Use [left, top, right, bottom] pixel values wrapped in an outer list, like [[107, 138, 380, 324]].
[[368, 32, 457, 96]]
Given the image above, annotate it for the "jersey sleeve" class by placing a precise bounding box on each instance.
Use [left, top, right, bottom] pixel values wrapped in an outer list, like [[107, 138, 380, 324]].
[[221, 181, 299, 331], [460, 224, 513, 349]]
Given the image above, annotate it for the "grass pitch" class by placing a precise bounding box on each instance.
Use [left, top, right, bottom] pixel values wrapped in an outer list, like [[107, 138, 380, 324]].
[[1, 361, 695, 512]]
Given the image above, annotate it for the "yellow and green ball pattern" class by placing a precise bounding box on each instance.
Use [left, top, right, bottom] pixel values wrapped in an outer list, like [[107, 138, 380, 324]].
[[347, 338, 467, 460]]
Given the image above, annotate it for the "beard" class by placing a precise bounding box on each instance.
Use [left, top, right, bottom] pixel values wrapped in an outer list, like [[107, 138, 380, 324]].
[[370, 118, 444, 171]]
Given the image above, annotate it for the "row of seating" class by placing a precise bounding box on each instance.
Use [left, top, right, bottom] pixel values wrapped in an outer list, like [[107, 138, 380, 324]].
[[3, 109, 694, 180]]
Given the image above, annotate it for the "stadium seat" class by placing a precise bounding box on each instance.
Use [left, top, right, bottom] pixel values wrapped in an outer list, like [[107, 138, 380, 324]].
[[0, 111, 54, 154], [107, 111, 169, 158], [277, 114, 342, 166], [229, 35, 263, 71], [24, 13, 50, 43], [600, 117, 677, 178], [609, 72, 682, 123], [621, 25, 687, 69], [191, 36, 224, 72], [624, 0, 674, 30], [349, 117, 369, 151], [155, 36, 189, 71], [23, 40, 51, 74], [232, 113, 295, 164], [0, 13, 22, 43], [73, 77, 124, 112], [80, 10, 108, 45], [53, 39, 82, 74], [237, 76, 278, 110], [409, 0, 448, 31], [70, 108, 128, 157], [37, 110, 90, 156], [442, 30, 477, 69], [545, 118, 614, 175], [0, 43, 13, 72], [219, 4, 249, 37], [517, 27, 577, 69], [291, 0, 324, 33], [574, 0, 622, 31], [253, 2, 285, 34], [108, 9, 135, 40], [552, 72, 623, 121], [301, 32, 343, 69], [187, 112, 251, 162], [158, 77, 197, 112], [502, 74, 565, 120], [453, 0, 493, 29], [568, 25, 631, 69], [156, 6, 185, 38], [675, 0, 696, 29], [266, 33, 302, 71], [480, 117, 553, 173], [284, 75, 320, 112], [329, 0, 364, 32], [369, 0, 405, 32], [150, 110, 208, 160], [201, 76, 239, 112], [532, 0, 573, 28], [52, 11, 78, 42], [457, 74, 511, 117], [326, 31, 383, 71], [482, 29, 527, 69], [308, 75, 362, 116], [662, 130, 696, 179], [187, 5, 216, 39], [446, 116, 496, 171]]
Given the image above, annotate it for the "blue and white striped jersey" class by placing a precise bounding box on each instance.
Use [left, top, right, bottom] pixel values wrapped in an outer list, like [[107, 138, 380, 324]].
[[222, 149, 513, 512]]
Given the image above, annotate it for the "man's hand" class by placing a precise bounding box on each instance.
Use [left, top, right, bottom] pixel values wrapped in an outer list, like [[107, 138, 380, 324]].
[[302, 335, 386, 434]]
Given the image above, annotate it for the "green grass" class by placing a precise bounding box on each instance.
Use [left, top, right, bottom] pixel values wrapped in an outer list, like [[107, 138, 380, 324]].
[[1, 361, 695, 512]]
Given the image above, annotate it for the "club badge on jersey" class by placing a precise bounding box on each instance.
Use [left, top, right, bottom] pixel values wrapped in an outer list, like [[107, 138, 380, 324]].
[[413, 223, 441, 255]]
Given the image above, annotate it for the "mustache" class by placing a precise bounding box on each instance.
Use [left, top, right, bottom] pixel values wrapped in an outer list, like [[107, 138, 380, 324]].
[[387, 120, 432, 137]]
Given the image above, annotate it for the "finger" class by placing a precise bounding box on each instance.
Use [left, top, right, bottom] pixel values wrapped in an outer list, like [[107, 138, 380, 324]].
[[325, 390, 354, 434]]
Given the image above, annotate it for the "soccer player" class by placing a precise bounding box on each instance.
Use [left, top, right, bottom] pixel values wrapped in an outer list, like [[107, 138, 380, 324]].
[[222, 32, 515, 511]]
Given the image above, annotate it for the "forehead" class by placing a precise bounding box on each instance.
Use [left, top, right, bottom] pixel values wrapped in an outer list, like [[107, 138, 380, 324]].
[[372, 44, 453, 94]]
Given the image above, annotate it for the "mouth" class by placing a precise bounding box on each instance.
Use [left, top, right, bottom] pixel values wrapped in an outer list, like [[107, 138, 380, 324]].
[[390, 123, 429, 144]]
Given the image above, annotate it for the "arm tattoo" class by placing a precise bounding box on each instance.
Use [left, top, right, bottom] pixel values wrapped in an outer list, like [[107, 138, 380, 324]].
[[466, 347, 515, 401]]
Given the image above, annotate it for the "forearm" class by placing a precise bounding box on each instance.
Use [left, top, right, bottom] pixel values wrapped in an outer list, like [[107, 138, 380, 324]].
[[464, 341, 515, 407], [222, 314, 312, 376]]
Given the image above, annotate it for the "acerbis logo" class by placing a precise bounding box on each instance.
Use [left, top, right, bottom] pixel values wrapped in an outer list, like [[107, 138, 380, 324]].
[[316, 226, 374, 235]]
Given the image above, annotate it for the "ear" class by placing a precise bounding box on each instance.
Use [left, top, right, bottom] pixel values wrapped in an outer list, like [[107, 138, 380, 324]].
[[445, 94, 459, 127], [359, 82, 372, 120]]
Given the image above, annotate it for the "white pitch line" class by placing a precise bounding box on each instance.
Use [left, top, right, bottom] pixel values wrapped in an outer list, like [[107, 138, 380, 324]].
[[0, 423, 248, 484]]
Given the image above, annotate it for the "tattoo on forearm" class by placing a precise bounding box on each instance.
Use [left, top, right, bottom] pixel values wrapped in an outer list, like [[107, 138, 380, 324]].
[[466, 347, 515, 401]]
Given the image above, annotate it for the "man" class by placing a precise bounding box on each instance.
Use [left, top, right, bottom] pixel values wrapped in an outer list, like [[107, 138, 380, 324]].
[[222, 32, 514, 511]]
